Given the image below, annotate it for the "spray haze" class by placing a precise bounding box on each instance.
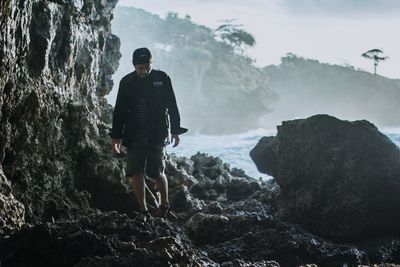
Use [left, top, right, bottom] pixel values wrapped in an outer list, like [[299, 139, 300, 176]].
[[110, 2, 400, 134]]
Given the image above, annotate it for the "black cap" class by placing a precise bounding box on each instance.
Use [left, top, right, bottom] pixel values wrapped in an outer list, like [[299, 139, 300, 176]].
[[132, 47, 152, 65]]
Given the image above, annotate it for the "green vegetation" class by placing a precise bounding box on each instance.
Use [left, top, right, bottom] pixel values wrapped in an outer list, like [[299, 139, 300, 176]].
[[215, 19, 256, 55], [361, 49, 389, 75]]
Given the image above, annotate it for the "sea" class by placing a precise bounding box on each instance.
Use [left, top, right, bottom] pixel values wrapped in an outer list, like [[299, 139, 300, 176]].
[[170, 128, 400, 180]]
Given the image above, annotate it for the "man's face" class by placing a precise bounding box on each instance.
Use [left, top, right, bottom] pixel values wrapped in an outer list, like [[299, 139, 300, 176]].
[[134, 62, 151, 78]]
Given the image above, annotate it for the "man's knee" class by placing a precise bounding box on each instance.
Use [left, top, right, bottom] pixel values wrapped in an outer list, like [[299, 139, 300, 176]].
[[157, 173, 167, 180], [145, 170, 164, 180], [130, 172, 144, 179], [145, 158, 165, 179]]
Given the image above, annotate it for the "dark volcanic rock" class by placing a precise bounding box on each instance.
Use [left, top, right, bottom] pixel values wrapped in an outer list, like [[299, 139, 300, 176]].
[[186, 212, 366, 267], [0, 210, 209, 267], [357, 236, 400, 263], [167, 153, 376, 266], [0, 0, 129, 226], [166, 153, 279, 219], [250, 114, 400, 241], [0, 170, 24, 234]]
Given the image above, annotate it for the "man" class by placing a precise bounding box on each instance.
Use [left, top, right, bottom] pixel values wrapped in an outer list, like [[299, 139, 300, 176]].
[[110, 47, 187, 222]]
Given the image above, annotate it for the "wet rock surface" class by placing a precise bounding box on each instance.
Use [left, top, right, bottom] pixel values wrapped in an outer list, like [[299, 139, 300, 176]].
[[251, 114, 400, 241], [2, 0, 400, 266]]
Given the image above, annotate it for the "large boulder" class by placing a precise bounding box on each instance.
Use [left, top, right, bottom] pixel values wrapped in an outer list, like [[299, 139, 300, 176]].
[[251, 114, 400, 241]]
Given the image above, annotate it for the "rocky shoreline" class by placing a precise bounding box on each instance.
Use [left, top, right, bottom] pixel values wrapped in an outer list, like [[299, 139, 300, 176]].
[[2, 150, 400, 266], [1, 0, 400, 266]]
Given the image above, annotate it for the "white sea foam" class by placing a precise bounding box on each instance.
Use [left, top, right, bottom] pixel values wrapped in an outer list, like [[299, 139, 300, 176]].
[[170, 128, 276, 180], [170, 128, 400, 180]]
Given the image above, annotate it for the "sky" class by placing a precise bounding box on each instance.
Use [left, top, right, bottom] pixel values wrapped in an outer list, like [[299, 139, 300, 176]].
[[117, 0, 400, 79]]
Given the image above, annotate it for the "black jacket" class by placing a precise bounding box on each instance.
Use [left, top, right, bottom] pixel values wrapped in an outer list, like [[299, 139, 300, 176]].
[[110, 69, 188, 147]]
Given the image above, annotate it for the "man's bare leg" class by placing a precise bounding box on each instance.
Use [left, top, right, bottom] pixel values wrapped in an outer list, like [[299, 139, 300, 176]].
[[131, 172, 147, 212], [155, 174, 169, 206]]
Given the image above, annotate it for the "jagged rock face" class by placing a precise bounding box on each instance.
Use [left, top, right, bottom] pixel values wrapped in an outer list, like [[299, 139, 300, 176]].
[[166, 152, 280, 220], [0, 0, 122, 225], [0, 211, 210, 267], [185, 212, 367, 266], [251, 114, 400, 241], [0, 170, 24, 234]]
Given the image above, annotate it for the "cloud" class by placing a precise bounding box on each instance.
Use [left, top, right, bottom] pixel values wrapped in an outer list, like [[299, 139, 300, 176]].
[[279, 0, 400, 17]]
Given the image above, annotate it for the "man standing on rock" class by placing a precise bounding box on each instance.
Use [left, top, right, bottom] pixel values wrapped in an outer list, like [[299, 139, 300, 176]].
[[110, 47, 188, 222]]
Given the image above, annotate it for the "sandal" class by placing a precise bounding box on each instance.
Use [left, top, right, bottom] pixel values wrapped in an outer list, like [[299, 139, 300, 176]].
[[135, 210, 151, 223], [153, 203, 171, 218]]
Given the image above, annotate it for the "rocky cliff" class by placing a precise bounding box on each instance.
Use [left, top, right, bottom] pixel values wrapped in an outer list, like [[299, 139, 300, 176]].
[[0, 0, 122, 228]]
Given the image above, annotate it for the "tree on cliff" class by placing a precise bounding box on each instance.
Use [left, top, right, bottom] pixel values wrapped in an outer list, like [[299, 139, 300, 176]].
[[214, 19, 256, 55], [361, 48, 388, 75]]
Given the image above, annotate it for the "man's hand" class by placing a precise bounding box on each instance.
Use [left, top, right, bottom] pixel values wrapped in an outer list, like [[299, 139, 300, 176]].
[[112, 139, 122, 154], [171, 134, 180, 147]]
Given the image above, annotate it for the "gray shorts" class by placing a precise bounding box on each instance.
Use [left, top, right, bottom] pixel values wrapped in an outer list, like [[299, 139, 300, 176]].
[[126, 142, 166, 179]]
